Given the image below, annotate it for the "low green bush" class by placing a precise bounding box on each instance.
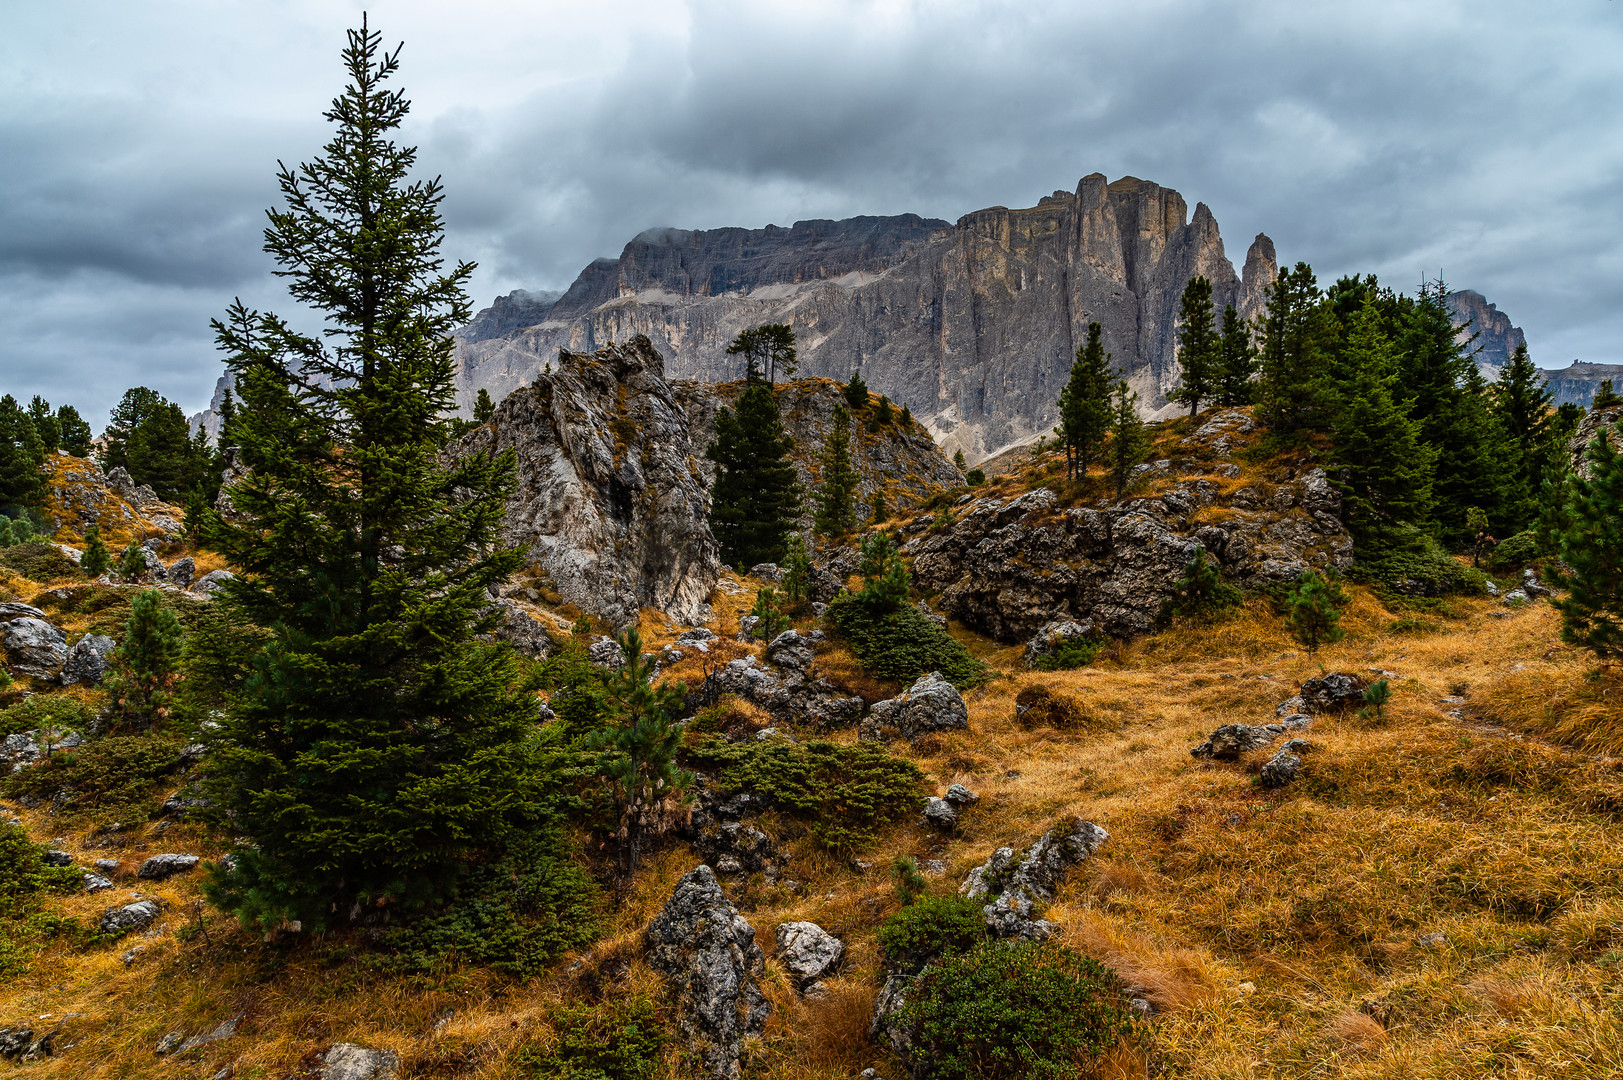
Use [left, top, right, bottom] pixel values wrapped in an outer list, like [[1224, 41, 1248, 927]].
[[824, 595, 985, 686], [3, 733, 185, 824], [898, 940, 1136, 1080], [1355, 527, 1489, 598], [877, 895, 986, 975], [0, 823, 85, 977], [1488, 529, 1543, 571], [513, 996, 663, 1080], [0, 694, 96, 738], [1030, 636, 1106, 672], [0, 543, 75, 583], [682, 735, 925, 852]]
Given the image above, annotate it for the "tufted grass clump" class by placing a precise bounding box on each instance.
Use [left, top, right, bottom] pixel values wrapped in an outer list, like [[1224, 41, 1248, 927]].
[[898, 940, 1136, 1080], [877, 895, 986, 975], [682, 734, 925, 852]]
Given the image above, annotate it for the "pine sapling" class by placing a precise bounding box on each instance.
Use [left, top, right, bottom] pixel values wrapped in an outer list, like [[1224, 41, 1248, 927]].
[[892, 855, 929, 906], [750, 587, 791, 641], [80, 524, 110, 576], [103, 589, 185, 729], [117, 540, 147, 582], [1287, 568, 1347, 659]]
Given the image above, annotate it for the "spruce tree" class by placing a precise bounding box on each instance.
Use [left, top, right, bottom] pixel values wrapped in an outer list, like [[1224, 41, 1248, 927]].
[[1214, 304, 1256, 405], [707, 382, 803, 565], [1057, 322, 1114, 479], [813, 404, 861, 537], [103, 589, 185, 730], [1492, 344, 1554, 531], [99, 386, 164, 473], [1256, 263, 1332, 433], [26, 397, 60, 454], [843, 372, 869, 410], [1168, 276, 1218, 418], [953, 448, 966, 471], [201, 20, 546, 930], [56, 405, 93, 458], [0, 396, 46, 512], [473, 387, 496, 424], [1550, 423, 1623, 660], [1108, 380, 1149, 499], [1326, 297, 1436, 548], [81, 524, 110, 576]]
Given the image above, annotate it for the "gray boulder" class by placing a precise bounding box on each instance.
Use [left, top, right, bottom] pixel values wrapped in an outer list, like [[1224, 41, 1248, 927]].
[[944, 784, 979, 807], [859, 672, 968, 744], [1259, 750, 1302, 788], [587, 637, 625, 669], [1300, 672, 1366, 712], [0, 603, 46, 620], [165, 557, 195, 590], [1023, 619, 1094, 669], [2, 618, 68, 679], [1191, 722, 1291, 760], [60, 633, 116, 686], [748, 563, 783, 584], [870, 974, 917, 1060], [694, 822, 777, 875], [320, 1043, 402, 1080], [644, 865, 769, 1080], [82, 872, 113, 892], [137, 853, 200, 880], [43, 849, 72, 866], [99, 899, 161, 936], [774, 921, 844, 988], [484, 598, 555, 660], [1521, 567, 1552, 599], [921, 796, 958, 831], [960, 818, 1110, 939], [193, 569, 236, 595]]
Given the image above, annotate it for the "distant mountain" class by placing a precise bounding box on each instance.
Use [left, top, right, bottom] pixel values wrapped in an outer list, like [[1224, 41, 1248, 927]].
[[454, 175, 1278, 463], [1541, 361, 1623, 407], [1447, 289, 1527, 379]]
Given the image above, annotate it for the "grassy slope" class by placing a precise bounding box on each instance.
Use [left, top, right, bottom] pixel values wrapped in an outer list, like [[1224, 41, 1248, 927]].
[[3, 435, 1622, 1079]]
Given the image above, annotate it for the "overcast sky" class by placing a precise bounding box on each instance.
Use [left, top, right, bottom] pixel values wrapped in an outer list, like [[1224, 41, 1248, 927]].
[[3, 0, 1620, 428]]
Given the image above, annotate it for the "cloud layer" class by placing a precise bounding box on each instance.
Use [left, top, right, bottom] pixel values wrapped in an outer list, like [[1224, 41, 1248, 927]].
[[3, 0, 1619, 427]]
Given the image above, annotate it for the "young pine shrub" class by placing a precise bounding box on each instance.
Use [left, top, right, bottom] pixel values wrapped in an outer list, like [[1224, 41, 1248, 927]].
[[116, 540, 147, 582], [892, 854, 929, 906], [749, 587, 790, 641], [1171, 548, 1242, 617], [1286, 568, 1348, 658], [102, 589, 184, 730], [80, 523, 110, 576], [876, 895, 986, 975]]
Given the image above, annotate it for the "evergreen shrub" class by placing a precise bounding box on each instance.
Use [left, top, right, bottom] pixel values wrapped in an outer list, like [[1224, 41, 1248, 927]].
[[964, 468, 986, 487], [877, 895, 985, 975], [513, 996, 663, 1080], [0, 822, 85, 977], [682, 735, 925, 852], [0, 694, 96, 738], [897, 940, 1136, 1080], [824, 595, 985, 686], [0, 543, 74, 583], [3, 733, 185, 825], [1488, 529, 1543, 571], [1031, 637, 1106, 672]]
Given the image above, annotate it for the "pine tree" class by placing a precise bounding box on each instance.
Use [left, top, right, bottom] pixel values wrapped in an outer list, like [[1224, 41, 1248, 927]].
[[1108, 380, 1149, 499], [80, 523, 110, 576], [1168, 276, 1218, 418], [1257, 263, 1332, 433], [707, 382, 803, 565], [1287, 569, 1347, 658], [843, 372, 869, 410], [1492, 344, 1554, 531], [869, 395, 894, 430], [1595, 380, 1622, 409], [1056, 322, 1114, 480], [1326, 297, 1436, 547], [726, 324, 797, 384], [869, 489, 888, 524], [780, 533, 812, 612], [200, 20, 546, 931], [953, 448, 966, 471], [473, 387, 496, 424], [56, 405, 93, 458], [102, 589, 184, 730], [1214, 304, 1256, 405], [0, 396, 46, 512], [117, 540, 147, 582], [1549, 422, 1623, 660], [26, 397, 60, 454], [99, 386, 164, 473], [813, 403, 861, 537], [124, 398, 196, 501]]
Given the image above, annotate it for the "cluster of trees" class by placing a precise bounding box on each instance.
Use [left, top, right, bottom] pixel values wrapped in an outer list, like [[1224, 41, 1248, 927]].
[[1168, 268, 1579, 556], [0, 395, 93, 518], [1053, 322, 1150, 497]]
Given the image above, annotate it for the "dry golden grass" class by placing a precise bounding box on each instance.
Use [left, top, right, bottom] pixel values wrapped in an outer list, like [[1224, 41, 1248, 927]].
[[6, 575, 1623, 1078]]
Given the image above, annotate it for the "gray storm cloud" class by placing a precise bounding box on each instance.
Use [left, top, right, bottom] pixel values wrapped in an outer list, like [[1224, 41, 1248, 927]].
[[1, 0, 1618, 427]]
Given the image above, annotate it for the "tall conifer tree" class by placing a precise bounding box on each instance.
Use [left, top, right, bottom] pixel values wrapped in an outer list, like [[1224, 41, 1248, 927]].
[[1056, 322, 1113, 479], [0, 396, 46, 512], [1549, 423, 1623, 660], [1257, 263, 1332, 433], [202, 20, 543, 930], [1215, 304, 1256, 405], [813, 404, 861, 537], [707, 382, 803, 565], [1492, 344, 1554, 532], [1108, 380, 1149, 498], [1169, 276, 1218, 417]]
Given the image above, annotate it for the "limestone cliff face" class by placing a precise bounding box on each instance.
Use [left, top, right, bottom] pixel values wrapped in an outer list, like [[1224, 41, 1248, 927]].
[[1543, 361, 1623, 408], [456, 175, 1279, 464], [452, 336, 719, 629], [1447, 289, 1527, 379]]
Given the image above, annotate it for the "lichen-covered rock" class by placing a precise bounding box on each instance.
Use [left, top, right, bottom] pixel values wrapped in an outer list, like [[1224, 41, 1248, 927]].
[[319, 1043, 402, 1080], [451, 336, 719, 628], [482, 598, 554, 660], [944, 784, 979, 807], [99, 899, 161, 936], [1190, 720, 1306, 760], [1023, 618, 1094, 668], [2, 618, 68, 679], [921, 796, 958, 831], [695, 822, 777, 874], [774, 921, 844, 987], [165, 556, 195, 590], [909, 469, 1351, 643], [193, 569, 235, 596], [644, 865, 769, 1080], [60, 633, 115, 686], [859, 672, 967, 744], [137, 853, 200, 880], [959, 818, 1109, 939], [1259, 749, 1303, 788], [1300, 672, 1366, 713], [587, 637, 626, 669]]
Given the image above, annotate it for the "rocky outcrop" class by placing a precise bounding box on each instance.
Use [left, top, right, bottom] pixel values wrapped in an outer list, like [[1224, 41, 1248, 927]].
[[958, 818, 1110, 940], [907, 429, 1352, 642], [1447, 289, 1527, 379], [319, 1043, 402, 1080], [2, 617, 68, 679], [644, 865, 769, 1080], [457, 175, 1279, 462], [1546, 362, 1623, 411], [774, 921, 844, 990], [1570, 401, 1623, 478], [858, 672, 968, 744], [60, 633, 115, 686], [41, 454, 184, 543], [451, 337, 719, 629]]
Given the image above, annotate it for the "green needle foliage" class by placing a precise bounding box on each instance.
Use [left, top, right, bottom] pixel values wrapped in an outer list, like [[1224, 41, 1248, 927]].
[[1286, 568, 1348, 658], [1257, 263, 1333, 434], [102, 589, 185, 730], [892, 855, 930, 906], [1055, 322, 1113, 481], [748, 587, 791, 641], [726, 323, 797, 384], [594, 629, 691, 877], [1108, 380, 1149, 499], [813, 404, 861, 538], [1550, 423, 1623, 660], [200, 20, 551, 931], [1171, 548, 1242, 617], [843, 371, 870, 410], [116, 540, 147, 582], [472, 387, 496, 424], [707, 381, 803, 566], [1359, 678, 1392, 722], [0, 395, 47, 513], [1169, 275, 1218, 417], [780, 534, 812, 613], [1214, 304, 1255, 405]]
